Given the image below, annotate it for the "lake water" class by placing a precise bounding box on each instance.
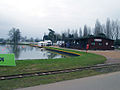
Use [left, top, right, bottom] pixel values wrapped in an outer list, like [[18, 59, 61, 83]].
[[0, 45, 67, 60]]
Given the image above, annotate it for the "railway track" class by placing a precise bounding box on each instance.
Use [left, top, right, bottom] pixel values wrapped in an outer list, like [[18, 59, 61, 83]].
[[0, 63, 120, 80]]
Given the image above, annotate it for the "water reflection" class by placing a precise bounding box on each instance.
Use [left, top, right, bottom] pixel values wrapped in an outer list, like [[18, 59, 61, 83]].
[[8, 45, 21, 59], [0, 45, 66, 60]]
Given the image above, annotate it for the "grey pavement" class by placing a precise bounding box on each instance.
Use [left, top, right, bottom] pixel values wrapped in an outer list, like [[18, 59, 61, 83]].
[[17, 71, 120, 90]]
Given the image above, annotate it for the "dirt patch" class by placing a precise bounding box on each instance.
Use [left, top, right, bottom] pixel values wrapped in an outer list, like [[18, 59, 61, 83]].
[[87, 50, 120, 64]]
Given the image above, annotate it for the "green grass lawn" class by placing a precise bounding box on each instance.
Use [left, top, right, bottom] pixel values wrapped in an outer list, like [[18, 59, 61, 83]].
[[0, 47, 106, 76], [0, 70, 102, 90], [0, 47, 106, 90]]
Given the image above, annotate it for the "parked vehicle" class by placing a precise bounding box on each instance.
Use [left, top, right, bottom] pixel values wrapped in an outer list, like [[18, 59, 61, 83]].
[[38, 40, 52, 46]]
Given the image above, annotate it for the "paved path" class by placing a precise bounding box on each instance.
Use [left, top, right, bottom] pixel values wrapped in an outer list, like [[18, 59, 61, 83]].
[[18, 71, 120, 90]]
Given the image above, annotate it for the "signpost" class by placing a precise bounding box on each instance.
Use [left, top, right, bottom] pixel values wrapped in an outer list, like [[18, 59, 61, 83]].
[[0, 54, 16, 66]]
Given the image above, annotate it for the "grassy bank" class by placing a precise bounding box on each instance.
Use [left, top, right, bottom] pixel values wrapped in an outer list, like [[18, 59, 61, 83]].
[[0, 47, 106, 76], [0, 47, 106, 90]]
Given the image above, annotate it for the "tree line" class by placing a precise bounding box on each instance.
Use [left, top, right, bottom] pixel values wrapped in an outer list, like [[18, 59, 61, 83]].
[[43, 18, 120, 46], [0, 18, 120, 46], [0, 28, 42, 44]]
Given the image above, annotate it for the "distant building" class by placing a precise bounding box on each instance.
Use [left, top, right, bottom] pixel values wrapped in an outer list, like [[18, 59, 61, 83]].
[[38, 40, 52, 46], [64, 37, 114, 50], [44, 40, 52, 46]]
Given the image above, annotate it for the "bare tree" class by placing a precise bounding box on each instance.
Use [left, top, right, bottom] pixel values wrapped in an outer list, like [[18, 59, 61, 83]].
[[115, 20, 120, 40], [79, 28, 82, 38], [83, 25, 88, 37], [67, 29, 70, 38], [55, 33, 62, 41], [87, 27, 91, 35], [9, 28, 21, 44], [74, 29, 78, 38], [94, 19, 102, 36], [71, 29, 75, 38], [106, 18, 112, 39], [101, 24, 106, 35], [111, 20, 116, 39], [62, 31, 67, 40]]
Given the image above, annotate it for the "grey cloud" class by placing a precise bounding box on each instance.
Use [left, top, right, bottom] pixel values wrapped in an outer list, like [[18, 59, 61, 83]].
[[0, 0, 120, 38]]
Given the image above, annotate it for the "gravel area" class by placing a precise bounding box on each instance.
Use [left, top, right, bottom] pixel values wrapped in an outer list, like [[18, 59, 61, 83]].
[[88, 50, 120, 64]]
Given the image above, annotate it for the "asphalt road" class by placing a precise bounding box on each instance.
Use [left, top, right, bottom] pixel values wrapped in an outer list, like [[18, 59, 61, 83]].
[[17, 71, 120, 90]]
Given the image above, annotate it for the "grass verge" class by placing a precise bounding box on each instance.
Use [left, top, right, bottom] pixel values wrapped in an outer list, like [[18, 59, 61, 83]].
[[0, 70, 102, 90]]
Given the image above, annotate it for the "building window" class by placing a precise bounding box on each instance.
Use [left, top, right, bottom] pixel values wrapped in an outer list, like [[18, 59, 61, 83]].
[[99, 43, 102, 46], [91, 42, 95, 45], [106, 42, 109, 46]]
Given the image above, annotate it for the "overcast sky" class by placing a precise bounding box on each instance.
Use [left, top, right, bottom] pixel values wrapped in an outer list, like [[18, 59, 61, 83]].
[[0, 0, 120, 39]]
